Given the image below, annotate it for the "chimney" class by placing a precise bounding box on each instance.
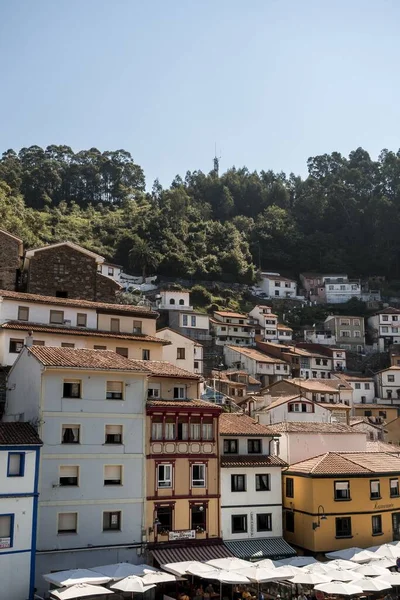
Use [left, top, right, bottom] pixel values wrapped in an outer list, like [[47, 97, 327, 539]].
[[25, 331, 33, 347]]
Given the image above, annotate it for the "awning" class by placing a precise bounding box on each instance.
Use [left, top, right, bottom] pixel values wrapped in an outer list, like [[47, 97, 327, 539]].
[[224, 537, 296, 561], [152, 543, 232, 565]]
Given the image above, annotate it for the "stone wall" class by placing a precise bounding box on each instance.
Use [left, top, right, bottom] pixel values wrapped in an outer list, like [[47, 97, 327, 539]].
[[27, 245, 119, 302], [0, 231, 21, 290]]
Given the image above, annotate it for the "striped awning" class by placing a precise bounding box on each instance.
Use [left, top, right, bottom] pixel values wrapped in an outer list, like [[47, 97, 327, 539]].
[[224, 537, 296, 561], [152, 543, 232, 565]]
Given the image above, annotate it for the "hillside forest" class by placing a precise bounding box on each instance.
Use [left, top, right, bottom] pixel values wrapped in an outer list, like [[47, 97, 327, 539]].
[[0, 145, 400, 284]]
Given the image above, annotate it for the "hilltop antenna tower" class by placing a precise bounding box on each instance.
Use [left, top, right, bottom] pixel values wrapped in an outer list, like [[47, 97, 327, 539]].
[[213, 143, 221, 176]]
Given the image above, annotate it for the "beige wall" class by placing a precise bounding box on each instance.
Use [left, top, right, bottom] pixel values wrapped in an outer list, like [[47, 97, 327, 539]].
[[148, 376, 200, 399], [97, 313, 157, 336]]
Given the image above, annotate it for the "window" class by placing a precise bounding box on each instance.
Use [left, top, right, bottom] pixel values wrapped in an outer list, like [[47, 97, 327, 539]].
[[151, 418, 163, 440], [379, 411, 387, 418], [370, 480, 381, 499], [179, 299, 185, 305], [382, 327, 389, 333], [231, 474, 246, 492], [33, 340, 45, 346], [103, 511, 121, 531], [133, 320, 142, 334], [340, 331, 351, 337], [248, 439, 262, 454], [142, 349, 150, 361], [353, 319, 360, 326], [336, 517, 352, 538], [0, 515, 13, 547], [58, 512, 77, 534], [355, 383, 361, 389], [18, 306, 29, 321], [224, 439, 238, 454], [231, 514, 247, 534], [275, 281, 281, 287], [202, 420, 213, 440], [191, 505, 206, 530], [354, 331, 361, 337], [340, 319, 350, 326], [76, 313, 87, 327], [94, 345, 107, 350], [256, 474, 270, 491], [394, 316, 399, 322], [192, 464, 206, 487], [372, 515, 382, 535], [148, 386, 160, 399], [285, 511, 294, 533], [59, 466, 79, 486], [106, 381, 123, 400], [388, 375, 395, 383], [257, 513, 272, 532], [157, 464, 172, 488], [383, 315, 389, 321], [390, 478, 399, 497], [165, 417, 176, 440], [116, 347, 128, 357], [177, 348, 186, 360], [182, 314, 188, 326], [104, 465, 122, 485], [177, 418, 189, 440], [334, 481, 350, 500], [7, 453, 25, 477], [286, 478, 294, 498], [274, 290, 279, 296], [63, 380, 81, 398], [191, 316, 196, 327], [9, 339, 23, 353], [50, 310, 64, 324], [61, 343, 75, 348], [194, 361, 199, 370], [54, 263, 66, 275], [190, 419, 201, 439], [110, 318, 120, 332], [174, 386, 185, 399], [108, 267, 114, 276], [105, 425, 122, 444], [157, 506, 172, 531], [62, 425, 80, 444]]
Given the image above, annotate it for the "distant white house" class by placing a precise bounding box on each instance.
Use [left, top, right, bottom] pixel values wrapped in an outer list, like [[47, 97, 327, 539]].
[[156, 327, 204, 374], [211, 311, 255, 347], [155, 290, 193, 311], [367, 307, 400, 351], [258, 273, 297, 299], [322, 275, 362, 304], [223, 345, 290, 386]]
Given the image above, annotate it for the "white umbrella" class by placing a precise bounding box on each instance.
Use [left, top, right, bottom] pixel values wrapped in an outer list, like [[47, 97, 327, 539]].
[[326, 559, 360, 570], [306, 563, 334, 574], [370, 557, 397, 568], [187, 566, 222, 579], [326, 547, 377, 562], [273, 565, 304, 578], [237, 566, 287, 583], [290, 573, 332, 585], [355, 577, 392, 592], [43, 569, 111, 586], [322, 570, 362, 582], [206, 558, 252, 571], [162, 561, 208, 577], [277, 556, 317, 567], [374, 543, 400, 559], [376, 572, 400, 585], [50, 583, 113, 600], [253, 559, 277, 569], [314, 581, 363, 596], [353, 563, 390, 577], [111, 576, 156, 594], [93, 563, 156, 580], [202, 570, 251, 584], [141, 571, 178, 584]]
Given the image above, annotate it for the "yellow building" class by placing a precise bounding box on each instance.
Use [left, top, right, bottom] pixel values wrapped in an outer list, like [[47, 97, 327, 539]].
[[283, 452, 400, 554], [353, 403, 399, 424], [145, 363, 229, 564]]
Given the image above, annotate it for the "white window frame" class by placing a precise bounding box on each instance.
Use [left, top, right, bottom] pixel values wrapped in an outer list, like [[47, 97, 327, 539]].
[[157, 464, 172, 488], [191, 463, 206, 488], [174, 386, 185, 399]]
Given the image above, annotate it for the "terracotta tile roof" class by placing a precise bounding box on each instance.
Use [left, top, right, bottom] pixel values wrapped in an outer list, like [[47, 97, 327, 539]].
[[1, 321, 168, 344], [287, 379, 341, 393], [319, 402, 351, 410], [221, 455, 287, 467], [277, 324, 293, 331], [155, 327, 202, 345], [214, 311, 249, 319], [311, 378, 352, 391], [267, 422, 359, 434], [261, 274, 296, 283], [377, 366, 400, 373], [354, 403, 398, 409], [225, 346, 287, 364], [350, 416, 380, 428], [147, 399, 220, 409], [25, 240, 104, 259], [366, 441, 400, 453], [375, 307, 400, 315], [334, 373, 373, 382], [137, 360, 200, 380], [258, 394, 302, 411], [0, 422, 42, 445], [27, 346, 150, 371], [286, 451, 400, 475], [0, 289, 158, 318], [219, 412, 276, 436]]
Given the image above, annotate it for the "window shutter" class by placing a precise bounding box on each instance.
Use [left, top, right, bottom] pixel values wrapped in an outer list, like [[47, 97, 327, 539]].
[[59, 513, 76, 530], [60, 466, 78, 478], [0, 516, 11, 537], [371, 481, 380, 493], [105, 465, 121, 480], [391, 479, 398, 489], [106, 425, 122, 435], [335, 482, 349, 490], [8, 454, 21, 475], [107, 382, 123, 392]]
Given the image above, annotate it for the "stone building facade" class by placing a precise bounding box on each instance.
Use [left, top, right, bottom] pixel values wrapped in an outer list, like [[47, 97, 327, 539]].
[[24, 242, 121, 302], [0, 229, 23, 291]]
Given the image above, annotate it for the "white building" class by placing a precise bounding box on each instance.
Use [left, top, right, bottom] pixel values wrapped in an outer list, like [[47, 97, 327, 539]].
[[155, 327, 204, 374], [0, 422, 42, 600], [368, 307, 400, 351], [375, 366, 400, 403], [258, 273, 297, 299], [223, 345, 290, 386], [303, 329, 337, 346], [97, 262, 122, 284], [332, 374, 375, 404], [4, 346, 151, 597], [0, 289, 166, 365], [156, 290, 193, 311], [267, 422, 366, 464], [211, 311, 255, 347], [256, 395, 340, 426], [248, 305, 278, 341], [323, 276, 362, 304], [219, 413, 295, 560]]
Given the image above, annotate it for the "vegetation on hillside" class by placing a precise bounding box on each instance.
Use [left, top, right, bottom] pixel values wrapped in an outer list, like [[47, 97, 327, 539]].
[[2, 145, 400, 282]]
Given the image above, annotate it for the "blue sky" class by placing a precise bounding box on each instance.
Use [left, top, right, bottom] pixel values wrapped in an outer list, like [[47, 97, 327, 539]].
[[1, 0, 400, 188]]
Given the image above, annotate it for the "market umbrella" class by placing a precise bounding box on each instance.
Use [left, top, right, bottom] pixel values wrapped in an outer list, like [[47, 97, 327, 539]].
[[369, 557, 397, 569], [325, 548, 377, 563], [189, 567, 251, 600], [353, 563, 390, 577], [320, 570, 362, 582], [186, 566, 223, 579], [373, 543, 400, 559], [306, 563, 334, 574], [162, 561, 209, 577], [272, 565, 304, 578], [277, 556, 317, 567], [92, 563, 156, 580], [376, 572, 400, 585], [50, 583, 113, 600], [290, 573, 332, 585], [111, 575, 156, 597], [325, 559, 360, 570], [237, 566, 288, 583], [253, 559, 277, 569], [43, 569, 111, 587], [206, 558, 253, 571], [314, 581, 363, 596], [354, 577, 392, 592], [141, 571, 178, 584]]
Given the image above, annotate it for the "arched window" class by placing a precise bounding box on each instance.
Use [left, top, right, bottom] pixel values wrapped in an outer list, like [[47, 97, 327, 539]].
[[179, 299, 184, 305], [169, 298, 175, 305]]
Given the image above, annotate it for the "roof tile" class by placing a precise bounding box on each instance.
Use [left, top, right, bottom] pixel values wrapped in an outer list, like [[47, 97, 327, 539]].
[[225, 346, 287, 364], [27, 346, 149, 371], [0, 422, 42, 445], [221, 455, 287, 467], [219, 412, 276, 436], [287, 451, 400, 475], [267, 422, 361, 434]]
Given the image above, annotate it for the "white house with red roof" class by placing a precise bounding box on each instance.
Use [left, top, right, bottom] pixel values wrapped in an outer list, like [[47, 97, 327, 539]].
[[368, 307, 400, 351], [258, 272, 297, 299]]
